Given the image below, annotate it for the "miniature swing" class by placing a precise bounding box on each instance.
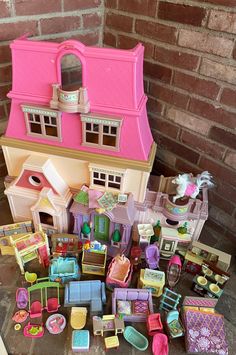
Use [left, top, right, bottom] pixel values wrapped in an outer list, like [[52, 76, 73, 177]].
[[28, 278, 60, 317]]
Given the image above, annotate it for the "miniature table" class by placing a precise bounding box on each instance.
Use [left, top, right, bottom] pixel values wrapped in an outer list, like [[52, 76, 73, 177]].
[[104, 335, 119, 350]]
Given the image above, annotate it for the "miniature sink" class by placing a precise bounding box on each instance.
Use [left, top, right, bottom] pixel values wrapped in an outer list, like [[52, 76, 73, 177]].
[[209, 283, 220, 294], [204, 268, 213, 277], [197, 276, 207, 286], [215, 274, 225, 284]]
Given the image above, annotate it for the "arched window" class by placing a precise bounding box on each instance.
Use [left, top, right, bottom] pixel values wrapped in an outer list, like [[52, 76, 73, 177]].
[[60, 54, 82, 91]]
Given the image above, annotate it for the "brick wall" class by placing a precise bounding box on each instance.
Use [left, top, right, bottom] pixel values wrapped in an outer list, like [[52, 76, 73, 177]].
[[104, 0, 236, 246], [0, 0, 104, 197]]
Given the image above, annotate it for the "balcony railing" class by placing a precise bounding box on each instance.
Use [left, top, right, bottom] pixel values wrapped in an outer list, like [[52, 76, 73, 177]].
[[50, 84, 90, 113]]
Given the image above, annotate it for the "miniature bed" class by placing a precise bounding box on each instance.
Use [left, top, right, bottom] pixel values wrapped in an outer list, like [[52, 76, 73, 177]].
[[112, 288, 153, 322], [182, 307, 228, 354], [106, 255, 133, 290]]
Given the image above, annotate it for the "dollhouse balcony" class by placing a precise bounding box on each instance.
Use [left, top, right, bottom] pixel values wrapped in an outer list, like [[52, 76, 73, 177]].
[[50, 84, 90, 113]]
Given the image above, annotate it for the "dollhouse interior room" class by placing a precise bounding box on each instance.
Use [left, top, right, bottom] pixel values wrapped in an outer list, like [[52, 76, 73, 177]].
[[0, 1, 235, 355]]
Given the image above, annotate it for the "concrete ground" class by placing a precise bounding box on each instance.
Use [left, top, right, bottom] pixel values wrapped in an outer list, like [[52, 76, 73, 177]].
[[0, 197, 235, 355]]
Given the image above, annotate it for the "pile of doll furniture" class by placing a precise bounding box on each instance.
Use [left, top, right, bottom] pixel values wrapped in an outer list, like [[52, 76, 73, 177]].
[[3, 218, 230, 355]]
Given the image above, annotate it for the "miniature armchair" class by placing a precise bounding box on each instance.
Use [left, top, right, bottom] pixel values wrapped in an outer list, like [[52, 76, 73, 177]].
[[165, 310, 184, 339], [145, 244, 160, 269]]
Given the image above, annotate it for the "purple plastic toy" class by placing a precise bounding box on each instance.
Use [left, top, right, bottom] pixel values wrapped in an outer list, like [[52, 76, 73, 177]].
[[16, 288, 28, 309], [145, 244, 160, 269]]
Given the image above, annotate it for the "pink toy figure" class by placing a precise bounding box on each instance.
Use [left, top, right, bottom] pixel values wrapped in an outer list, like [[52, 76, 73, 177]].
[[167, 255, 182, 289], [172, 171, 214, 203], [145, 244, 160, 269]]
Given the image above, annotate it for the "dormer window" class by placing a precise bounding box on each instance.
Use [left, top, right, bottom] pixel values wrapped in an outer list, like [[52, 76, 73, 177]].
[[22, 105, 62, 141], [81, 114, 121, 151]]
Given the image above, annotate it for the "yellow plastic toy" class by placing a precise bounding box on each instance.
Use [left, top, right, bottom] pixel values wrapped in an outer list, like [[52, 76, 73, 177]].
[[25, 272, 37, 285], [104, 335, 119, 350], [70, 307, 87, 329]]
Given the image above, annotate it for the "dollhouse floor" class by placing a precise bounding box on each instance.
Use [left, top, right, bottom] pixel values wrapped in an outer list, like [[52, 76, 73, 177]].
[[0, 197, 236, 355]]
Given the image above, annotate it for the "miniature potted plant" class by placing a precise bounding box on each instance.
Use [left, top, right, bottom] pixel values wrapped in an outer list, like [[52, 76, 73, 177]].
[[112, 229, 121, 246], [177, 222, 188, 235], [151, 220, 161, 243], [81, 222, 91, 239]]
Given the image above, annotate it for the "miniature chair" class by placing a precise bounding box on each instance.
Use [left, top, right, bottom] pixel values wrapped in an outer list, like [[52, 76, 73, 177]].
[[165, 310, 184, 339], [46, 298, 60, 313], [29, 300, 43, 318], [145, 244, 160, 269], [147, 313, 163, 336], [25, 272, 37, 285]]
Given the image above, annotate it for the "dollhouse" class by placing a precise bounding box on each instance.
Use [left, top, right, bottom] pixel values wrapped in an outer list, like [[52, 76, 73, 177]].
[[0, 36, 155, 253]]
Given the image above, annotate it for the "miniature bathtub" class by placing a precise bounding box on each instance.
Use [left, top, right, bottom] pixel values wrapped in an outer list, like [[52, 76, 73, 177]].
[[106, 255, 133, 290], [124, 326, 148, 351]]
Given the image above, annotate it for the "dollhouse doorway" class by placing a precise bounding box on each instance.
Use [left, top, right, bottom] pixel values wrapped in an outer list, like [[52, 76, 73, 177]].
[[39, 212, 53, 226], [94, 215, 110, 242]]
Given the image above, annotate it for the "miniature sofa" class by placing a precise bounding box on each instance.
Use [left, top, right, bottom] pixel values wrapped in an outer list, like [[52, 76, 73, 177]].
[[112, 288, 153, 322], [64, 280, 106, 315]]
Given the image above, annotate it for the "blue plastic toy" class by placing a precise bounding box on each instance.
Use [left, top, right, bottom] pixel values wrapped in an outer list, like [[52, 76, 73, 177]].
[[49, 257, 80, 284]]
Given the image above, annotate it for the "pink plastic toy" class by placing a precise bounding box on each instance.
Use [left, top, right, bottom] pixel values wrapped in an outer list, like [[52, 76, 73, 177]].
[[106, 254, 133, 290], [46, 314, 66, 334], [152, 333, 169, 355], [167, 255, 182, 289], [147, 313, 163, 336], [12, 310, 29, 323], [16, 288, 28, 309], [29, 300, 43, 318], [23, 322, 44, 338]]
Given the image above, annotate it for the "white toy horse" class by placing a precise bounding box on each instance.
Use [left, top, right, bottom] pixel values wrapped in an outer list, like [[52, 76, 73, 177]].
[[172, 171, 214, 203]]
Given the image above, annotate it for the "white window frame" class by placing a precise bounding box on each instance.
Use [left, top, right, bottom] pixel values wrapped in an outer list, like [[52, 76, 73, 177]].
[[81, 114, 122, 151], [22, 104, 62, 141], [89, 165, 125, 192]]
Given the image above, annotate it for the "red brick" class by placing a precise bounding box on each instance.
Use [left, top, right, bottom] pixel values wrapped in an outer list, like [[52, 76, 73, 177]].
[[149, 116, 179, 139], [147, 98, 164, 116], [135, 19, 177, 45], [166, 107, 211, 136], [150, 83, 188, 109], [0, 105, 6, 120], [0, 84, 11, 100], [105, 12, 133, 32], [173, 72, 220, 100], [144, 61, 172, 84], [157, 134, 200, 164], [208, 10, 236, 34], [64, 0, 101, 11], [0, 2, 10, 18], [224, 150, 236, 168], [103, 31, 116, 47], [210, 191, 235, 216], [117, 35, 154, 59], [200, 59, 236, 85], [189, 98, 236, 130], [0, 65, 12, 83], [220, 88, 236, 109], [0, 21, 38, 41], [83, 13, 102, 28], [175, 158, 201, 175], [118, 0, 157, 17], [233, 45, 236, 60], [215, 182, 236, 203], [199, 156, 236, 186], [71, 31, 100, 45], [15, 0, 61, 16], [41, 16, 81, 35], [155, 47, 199, 71], [180, 130, 225, 160], [0, 45, 11, 64], [178, 29, 233, 58], [209, 126, 236, 150], [105, 0, 117, 9], [158, 2, 206, 27]]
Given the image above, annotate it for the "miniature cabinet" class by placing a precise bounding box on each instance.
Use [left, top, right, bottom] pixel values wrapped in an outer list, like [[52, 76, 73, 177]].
[[159, 227, 191, 258], [10, 230, 50, 274], [82, 241, 107, 276], [138, 269, 165, 297], [51, 233, 82, 257], [0, 221, 33, 256]]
